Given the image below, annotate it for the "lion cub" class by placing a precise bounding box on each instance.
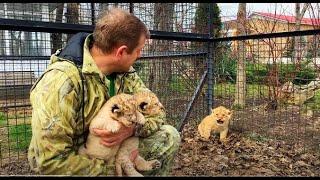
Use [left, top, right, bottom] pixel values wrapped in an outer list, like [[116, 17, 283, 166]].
[[115, 91, 164, 177], [198, 106, 232, 143], [78, 93, 145, 167]]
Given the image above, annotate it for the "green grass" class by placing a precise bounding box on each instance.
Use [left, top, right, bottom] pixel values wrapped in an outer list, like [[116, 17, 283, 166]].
[[304, 90, 320, 111], [0, 112, 7, 127], [8, 124, 32, 151], [214, 82, 269, 97], [168, 75, 189, 94]]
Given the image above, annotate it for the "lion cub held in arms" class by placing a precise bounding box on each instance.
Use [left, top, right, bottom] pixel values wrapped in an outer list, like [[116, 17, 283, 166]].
[[198, 106, 232, 143], [78, 93, 145, 166], [115, 91, 164, 176]]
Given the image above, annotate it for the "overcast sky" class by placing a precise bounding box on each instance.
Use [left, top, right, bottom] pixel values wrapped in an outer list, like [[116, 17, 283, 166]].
[[217, 3, 317, 21]]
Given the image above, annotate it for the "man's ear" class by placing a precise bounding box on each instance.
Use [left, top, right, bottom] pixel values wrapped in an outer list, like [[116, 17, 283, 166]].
[[115, 45, 128, 58]]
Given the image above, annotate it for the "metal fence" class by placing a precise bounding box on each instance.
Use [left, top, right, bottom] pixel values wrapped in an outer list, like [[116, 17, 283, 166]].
[[212, 30, 320, 153], [0, 3, 210, 168], [0, 2, 319, 173]]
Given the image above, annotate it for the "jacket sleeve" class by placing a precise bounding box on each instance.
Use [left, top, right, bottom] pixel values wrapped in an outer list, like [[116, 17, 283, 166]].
[[28, 69, 111, 175], [120, 69, 167, 138]]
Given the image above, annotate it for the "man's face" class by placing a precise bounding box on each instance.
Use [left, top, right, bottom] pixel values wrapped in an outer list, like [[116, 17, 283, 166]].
[[119, 35, 146, 72]]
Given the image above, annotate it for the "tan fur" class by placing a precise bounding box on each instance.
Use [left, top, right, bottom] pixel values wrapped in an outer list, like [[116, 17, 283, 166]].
[[197, 106, 232, 143], [78, 93, 145, 168], [115, 91, 164, 177], [134, 91, 165, 117]]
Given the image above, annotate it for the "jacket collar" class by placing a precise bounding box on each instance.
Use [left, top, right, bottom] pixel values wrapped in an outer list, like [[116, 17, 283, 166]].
[[82, 34, 105, 79]]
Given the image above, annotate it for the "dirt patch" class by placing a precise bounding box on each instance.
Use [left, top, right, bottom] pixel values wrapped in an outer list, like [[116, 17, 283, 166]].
[[0, 157, 33, 175], [1, 123, 319, 176], [170, 123, 320, 176], [0, 97, 319, 176]]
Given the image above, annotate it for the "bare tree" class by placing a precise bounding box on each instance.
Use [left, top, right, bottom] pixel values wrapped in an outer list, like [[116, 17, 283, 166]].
[[66, 3, 79, 42], [308, 3, 320, 28], [99, 3, 109, 11], [241, 4, 315, 109], [0, 30, 5, 55], [246, 7, 295, 109], [50, 3, 64, 54], [148, 3, 174, 94], [292, 3, 310, 63], [307, 4, 320, 73], [233, 3, 247, 108]]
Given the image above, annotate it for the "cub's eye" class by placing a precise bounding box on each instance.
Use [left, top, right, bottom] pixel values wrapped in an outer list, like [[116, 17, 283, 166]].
[[139, 102, 148, 110], [111, 104, 120, 113]]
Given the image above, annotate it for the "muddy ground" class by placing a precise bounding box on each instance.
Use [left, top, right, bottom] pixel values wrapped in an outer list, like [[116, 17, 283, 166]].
[[0, 122, 319, 176], [170, 123, 320, 176], [0, 97, 319, 176]]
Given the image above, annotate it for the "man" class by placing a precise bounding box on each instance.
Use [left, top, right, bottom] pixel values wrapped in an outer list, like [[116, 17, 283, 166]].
[[28, 8, 181, 176]]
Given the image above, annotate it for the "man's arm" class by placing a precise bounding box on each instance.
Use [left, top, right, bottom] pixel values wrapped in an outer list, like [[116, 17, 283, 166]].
[[28, 70, 110, 175], [120, 69, 166, 137]]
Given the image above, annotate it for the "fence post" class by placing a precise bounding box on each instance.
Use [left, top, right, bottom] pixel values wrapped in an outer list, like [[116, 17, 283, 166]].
[[91, 3, 95, 25], [207, 3, 214, 114], [129, 3, 134, 14]]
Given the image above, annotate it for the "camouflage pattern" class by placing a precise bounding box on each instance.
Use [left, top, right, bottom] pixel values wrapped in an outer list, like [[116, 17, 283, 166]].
[[28, 34, 181, 175], [139, 125, 181, 176]]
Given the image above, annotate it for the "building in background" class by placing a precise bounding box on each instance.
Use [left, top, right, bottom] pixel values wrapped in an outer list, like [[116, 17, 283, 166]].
[[222, 11, 320, 63]]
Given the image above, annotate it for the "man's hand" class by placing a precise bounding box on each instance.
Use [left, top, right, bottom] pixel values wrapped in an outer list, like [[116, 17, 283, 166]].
[[93, 124, 135, 147], [130, 149, 139, 162]]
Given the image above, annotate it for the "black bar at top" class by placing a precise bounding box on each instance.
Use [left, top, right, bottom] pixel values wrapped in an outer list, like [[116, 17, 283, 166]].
[[0, 18, 320, 42], [213, 29, 320, 42], [0, 18, 209, 42]]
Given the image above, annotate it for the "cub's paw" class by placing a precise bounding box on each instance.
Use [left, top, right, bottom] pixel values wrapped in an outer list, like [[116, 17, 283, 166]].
[[106, 122, 121, 133], [220, 139, 228, 144], [150, 160, 161, 169], [198, 136, 210, 142]]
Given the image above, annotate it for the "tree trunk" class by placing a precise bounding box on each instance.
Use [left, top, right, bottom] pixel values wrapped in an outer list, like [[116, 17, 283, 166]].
[[148, 3, 174, 94], [50, 3, 64, 54], [293, 3, 310, 63], [99, 3, 109, 11], [66, 3, 79, 42], [0, 31, 5, 55], [234, 3, 246, 108]]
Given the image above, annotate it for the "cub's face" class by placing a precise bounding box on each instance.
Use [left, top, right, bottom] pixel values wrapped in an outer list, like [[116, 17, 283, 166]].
[[108, 93, 143, 126], [211, 106, 232, 126], [133, 91, 165, 116]]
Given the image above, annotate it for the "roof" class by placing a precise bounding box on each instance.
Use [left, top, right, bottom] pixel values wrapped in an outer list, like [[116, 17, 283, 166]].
[[250, 11, 320, 26]]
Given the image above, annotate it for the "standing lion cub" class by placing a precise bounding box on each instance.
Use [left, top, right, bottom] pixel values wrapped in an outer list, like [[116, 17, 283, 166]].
[[197, 106, 232, 143]]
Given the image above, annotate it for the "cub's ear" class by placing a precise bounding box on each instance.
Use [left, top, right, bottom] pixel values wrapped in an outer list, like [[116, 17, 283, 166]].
[[139, 102, 148, 111], [111, 104, 121, 113], [227, 110, 233, 115]]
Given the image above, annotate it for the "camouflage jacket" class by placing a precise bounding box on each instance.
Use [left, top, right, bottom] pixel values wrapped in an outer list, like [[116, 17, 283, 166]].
[[28, 33, 166, 175]]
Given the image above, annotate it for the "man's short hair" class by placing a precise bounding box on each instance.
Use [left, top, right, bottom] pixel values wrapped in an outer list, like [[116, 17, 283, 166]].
[[93, 8, 150, 54]]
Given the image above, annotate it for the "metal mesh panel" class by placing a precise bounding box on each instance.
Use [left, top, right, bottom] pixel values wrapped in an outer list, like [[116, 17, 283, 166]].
[[213, 34, 320, 152], [0, 3, 209, 168], [0, 3, 201, 32], [0, 30, 69, 165]]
